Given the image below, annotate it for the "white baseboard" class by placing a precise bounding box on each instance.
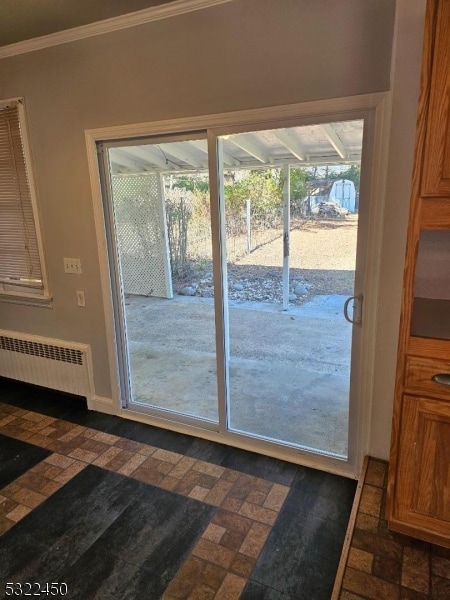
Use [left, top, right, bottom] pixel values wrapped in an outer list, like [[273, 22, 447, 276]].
[[89, 395, 118, 415]]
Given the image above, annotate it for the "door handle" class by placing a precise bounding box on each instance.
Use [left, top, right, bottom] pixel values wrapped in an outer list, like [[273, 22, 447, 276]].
[[343, 293, 363, 325]]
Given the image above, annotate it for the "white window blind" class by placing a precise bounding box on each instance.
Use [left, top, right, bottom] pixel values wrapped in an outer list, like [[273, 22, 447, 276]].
[[0, 101, 43, 290]]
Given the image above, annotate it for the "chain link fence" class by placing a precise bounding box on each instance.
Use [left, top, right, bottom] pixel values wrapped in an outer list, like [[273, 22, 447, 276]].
[[166, 194, 288, 272]]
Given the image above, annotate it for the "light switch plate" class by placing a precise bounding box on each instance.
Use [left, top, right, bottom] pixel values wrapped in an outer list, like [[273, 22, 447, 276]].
[[76, 291, 85, 307], [64, 258, 82, 274]]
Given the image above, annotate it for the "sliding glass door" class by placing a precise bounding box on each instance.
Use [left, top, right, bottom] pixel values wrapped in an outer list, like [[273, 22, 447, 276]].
[[98, 115, 367, 465]]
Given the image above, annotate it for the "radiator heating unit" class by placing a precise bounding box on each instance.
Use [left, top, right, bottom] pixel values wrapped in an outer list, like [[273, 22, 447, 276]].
[[0, 330, 93, 403]]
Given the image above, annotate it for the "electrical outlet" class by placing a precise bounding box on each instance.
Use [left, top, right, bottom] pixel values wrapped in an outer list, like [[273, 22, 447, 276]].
[[64, 258, 82, 274], [76, 291, 85, 307]]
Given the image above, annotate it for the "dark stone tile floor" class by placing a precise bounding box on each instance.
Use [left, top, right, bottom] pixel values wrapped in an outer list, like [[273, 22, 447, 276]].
[[0, 466, 215, 600], [242, 467, 354, 599], [0, 433, 51, 488], [0, 378, 357, 599]]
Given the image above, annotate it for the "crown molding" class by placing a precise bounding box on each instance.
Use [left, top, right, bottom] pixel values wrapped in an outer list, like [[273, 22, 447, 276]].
[[0, 0, 233, 59]]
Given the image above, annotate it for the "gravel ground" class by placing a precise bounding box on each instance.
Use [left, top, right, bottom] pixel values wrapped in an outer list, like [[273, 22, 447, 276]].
[[174, 216, 358, 305]]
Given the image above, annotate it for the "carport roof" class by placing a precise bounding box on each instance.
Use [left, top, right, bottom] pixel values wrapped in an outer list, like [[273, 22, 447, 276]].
[[109, 119, 363, 174]]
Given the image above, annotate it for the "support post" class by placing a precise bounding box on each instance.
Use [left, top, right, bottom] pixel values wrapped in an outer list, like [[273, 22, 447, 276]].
[[246, 198, 251, 253], [157, 173, 173, 299], [282, 164, 290, 310]]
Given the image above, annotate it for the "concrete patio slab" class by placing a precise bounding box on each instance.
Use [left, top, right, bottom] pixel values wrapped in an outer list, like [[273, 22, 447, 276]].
[[125, 294, 352, 457]]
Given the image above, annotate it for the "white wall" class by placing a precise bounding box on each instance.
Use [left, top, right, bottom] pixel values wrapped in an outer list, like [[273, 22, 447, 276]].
[[369, 0, 427, 458], [0, 0, 424, 459]]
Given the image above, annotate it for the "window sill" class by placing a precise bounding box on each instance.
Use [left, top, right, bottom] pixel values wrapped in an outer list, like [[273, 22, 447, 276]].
[[0, 293, 53, 308]]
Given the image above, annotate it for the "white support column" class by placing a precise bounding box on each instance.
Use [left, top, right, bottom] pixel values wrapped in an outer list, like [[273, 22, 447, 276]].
[[246, 199, 251, 253], [157, 174, 173, 299], [282, 164, 290, 310]]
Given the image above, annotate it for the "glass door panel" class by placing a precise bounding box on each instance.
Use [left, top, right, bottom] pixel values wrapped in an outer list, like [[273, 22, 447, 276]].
[[220, 121, 363, 457], [106, 137, 218, 423]]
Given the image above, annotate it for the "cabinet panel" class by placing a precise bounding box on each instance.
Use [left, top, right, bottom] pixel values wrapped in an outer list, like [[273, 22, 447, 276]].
[[405, 355, 450, 400], [421, 0, 450, 196], [394, 395, 450, 542]]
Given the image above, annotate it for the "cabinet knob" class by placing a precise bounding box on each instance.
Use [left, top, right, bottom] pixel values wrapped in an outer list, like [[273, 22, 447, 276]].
[[431, 373, 450, 386]]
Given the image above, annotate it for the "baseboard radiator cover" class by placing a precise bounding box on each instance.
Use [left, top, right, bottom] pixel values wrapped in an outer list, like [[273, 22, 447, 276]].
[[0, 330, 94, 405]]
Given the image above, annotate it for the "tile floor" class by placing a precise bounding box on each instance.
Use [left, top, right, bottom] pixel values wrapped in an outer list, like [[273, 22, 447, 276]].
[[334, 458, 450, 599], [0, 378, 355, 599]]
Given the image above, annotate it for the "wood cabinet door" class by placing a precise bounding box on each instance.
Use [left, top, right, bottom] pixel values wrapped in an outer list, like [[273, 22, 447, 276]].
[[421, 0, 450, 197], [394, 394, 450, 542]]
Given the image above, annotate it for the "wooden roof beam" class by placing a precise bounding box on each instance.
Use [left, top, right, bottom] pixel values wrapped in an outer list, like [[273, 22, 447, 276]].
[[161, 142, 206, 169], [124, 145, 172, 170], [321, 124, 348, 159], [187, 139, 240, 167], [274, 129, 306, 161], [228, 134, 268, 163], [109, 149, 154, 172]]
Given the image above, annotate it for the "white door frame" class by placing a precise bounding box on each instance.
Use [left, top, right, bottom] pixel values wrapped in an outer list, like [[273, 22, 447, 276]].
[[85, 92, 390, 478]]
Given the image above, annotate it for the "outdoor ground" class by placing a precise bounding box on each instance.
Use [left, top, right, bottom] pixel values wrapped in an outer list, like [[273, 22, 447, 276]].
[[124, 216, 358, 457], [174, 216, 358, 304]]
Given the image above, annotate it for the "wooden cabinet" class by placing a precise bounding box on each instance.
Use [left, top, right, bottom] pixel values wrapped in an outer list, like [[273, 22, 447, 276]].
[[394, 395, 450, 539], [387, 0, 450, 548], [421, 0, 450, 196], [404, 355, 450, 401]]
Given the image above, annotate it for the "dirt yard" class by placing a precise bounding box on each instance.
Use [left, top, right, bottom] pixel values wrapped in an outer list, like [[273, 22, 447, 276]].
[[175, 216, 358, 305]]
